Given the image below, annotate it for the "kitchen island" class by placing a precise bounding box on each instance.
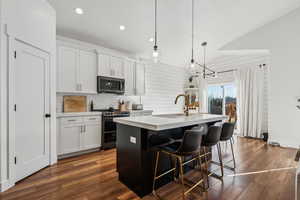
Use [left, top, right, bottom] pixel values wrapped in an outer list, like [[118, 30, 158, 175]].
[[114, 113, 227, 197]]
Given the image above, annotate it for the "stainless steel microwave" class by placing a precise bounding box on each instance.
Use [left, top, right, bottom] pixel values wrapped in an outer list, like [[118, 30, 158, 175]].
[[97, 76, 125, 94]]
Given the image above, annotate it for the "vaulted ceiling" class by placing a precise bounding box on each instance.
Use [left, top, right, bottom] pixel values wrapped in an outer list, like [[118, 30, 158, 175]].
[[48, 0, 300, 67]]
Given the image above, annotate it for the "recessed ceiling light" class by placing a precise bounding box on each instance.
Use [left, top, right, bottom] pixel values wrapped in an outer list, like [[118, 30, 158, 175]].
[[149, 37, 154, 42], [119, 25, 126, 31], [75, 8, 84, 15]]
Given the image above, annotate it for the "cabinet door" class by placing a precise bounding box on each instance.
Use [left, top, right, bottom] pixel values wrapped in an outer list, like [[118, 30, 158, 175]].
[[82, 123, 101, 150], [111, 56, 124, 78], [135, 63, 146, 95], [124, 60, 135, 96], [57, 46, 79, 92], [58, 124, 82, 155], [98, 53, 111, 77], [79, 50, 97, 93]]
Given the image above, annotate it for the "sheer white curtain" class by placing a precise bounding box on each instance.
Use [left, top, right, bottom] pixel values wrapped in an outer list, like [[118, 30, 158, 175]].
[[197, 76, 208, 113], [235, 66, 264, 138]]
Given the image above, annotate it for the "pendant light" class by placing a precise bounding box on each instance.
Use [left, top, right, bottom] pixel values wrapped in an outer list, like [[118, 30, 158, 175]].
[[190, 0, 195, 68], [152, 0, 159, 63], [202, 41, 207, 79]]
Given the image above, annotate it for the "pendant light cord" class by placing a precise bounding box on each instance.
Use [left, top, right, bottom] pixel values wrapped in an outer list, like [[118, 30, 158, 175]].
[[154, 0, 158, 48], [191, 0, 194, 61]]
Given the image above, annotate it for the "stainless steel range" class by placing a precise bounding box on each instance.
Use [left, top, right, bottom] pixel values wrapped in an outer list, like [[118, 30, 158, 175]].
[[92, 107, 129, 149]]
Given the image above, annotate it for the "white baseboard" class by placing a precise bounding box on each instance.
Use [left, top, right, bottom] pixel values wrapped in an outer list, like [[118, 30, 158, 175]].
[[0, 179, 14, 192]]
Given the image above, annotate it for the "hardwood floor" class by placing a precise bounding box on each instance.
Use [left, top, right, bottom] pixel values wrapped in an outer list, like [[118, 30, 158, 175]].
[[0, 137, 297, 200]]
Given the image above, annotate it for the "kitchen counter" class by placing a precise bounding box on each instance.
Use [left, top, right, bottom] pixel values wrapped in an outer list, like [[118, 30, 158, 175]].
[[114, 113, 227, 131], [56, 112, 102, 118], [115, 112, 227, 197]]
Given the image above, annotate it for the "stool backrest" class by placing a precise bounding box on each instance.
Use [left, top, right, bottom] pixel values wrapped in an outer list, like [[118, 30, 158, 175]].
[[177, 124, 208, 154], [220, 122, 235, 141], [202, 126, 222, 146]]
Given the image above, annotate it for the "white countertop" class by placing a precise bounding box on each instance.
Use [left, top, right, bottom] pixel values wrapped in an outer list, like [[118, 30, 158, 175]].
[[56, 112, 102, 118], [114, 113, 228, 131]]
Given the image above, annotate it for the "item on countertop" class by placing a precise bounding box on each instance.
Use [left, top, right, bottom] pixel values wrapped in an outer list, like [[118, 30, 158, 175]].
[[132, 103, 143, 110], [119, 99, 127, 112], [63, 96, 87, 112]]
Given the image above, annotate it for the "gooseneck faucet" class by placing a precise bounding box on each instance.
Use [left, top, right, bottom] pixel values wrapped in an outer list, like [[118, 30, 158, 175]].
[[175, 94, 190, 116]]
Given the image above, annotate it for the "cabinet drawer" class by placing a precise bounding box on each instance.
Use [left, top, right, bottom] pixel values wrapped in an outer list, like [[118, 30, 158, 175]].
[[61, 117, 83, 125], [84, 116, 101, 123]]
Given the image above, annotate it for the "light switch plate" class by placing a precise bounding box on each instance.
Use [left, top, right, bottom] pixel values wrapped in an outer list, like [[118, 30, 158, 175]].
[[130, 136, 136, 144]]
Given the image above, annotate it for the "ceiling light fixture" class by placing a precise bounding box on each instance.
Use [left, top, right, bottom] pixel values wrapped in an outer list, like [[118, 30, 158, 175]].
[[152, 0, 159, 63], [190, 0, 195, 68], [119, 25, 126, 31], [75, 8, 84, 15]]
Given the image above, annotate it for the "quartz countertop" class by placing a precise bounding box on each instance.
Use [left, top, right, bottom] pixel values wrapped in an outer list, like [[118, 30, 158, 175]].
[[114, 113, 228, 131], [56, 112, 102, 118]]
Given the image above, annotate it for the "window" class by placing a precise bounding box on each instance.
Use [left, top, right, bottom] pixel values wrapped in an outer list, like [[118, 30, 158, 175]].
[[207, 83, 237, 123]]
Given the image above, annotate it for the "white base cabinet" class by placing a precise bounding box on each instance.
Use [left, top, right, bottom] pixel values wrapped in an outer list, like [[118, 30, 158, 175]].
[[57, 115, 101, 156]]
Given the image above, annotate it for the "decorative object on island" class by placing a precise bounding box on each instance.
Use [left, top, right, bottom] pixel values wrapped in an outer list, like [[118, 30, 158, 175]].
[[63, 96, 87, 112], [152, 0, 159, 63]]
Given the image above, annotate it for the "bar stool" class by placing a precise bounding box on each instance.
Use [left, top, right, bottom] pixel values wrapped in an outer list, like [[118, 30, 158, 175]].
[[152, 124, 208, 200], [213, 122, 236, 171], [200, 125, 223, 186]]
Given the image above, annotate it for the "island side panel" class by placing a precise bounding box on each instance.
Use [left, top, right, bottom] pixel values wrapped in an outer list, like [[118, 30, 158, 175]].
[[116, 124, 145, 196]]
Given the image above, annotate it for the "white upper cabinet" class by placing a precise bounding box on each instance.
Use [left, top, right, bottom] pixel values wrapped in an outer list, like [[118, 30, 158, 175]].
[[57, 46, 79, 92], [79, 50, 97, 93], [98, 53, 111, 77], [57, 43, 97, 94], [124, 60, 146, 96], [98, 53, 125, 79], [124, 59, 135, 96], [135, 62, 146, 95], [110, 56, 125, 78]]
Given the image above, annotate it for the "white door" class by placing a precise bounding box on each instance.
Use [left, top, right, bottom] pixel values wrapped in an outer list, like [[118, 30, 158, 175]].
[[15, 41, 50, 181], [98, 53, 111, 77], [135, 63, 146, 95], [111, 56, 124, 78], [58, 124, 82, 155], [79, 50, 97, 93], [57, 46, 79, 92], [82, 123, 101, 150], [124, 60, 135, 95]]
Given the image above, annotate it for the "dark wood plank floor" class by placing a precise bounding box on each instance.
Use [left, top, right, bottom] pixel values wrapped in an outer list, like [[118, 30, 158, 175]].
[[0, 137, 297, 200]]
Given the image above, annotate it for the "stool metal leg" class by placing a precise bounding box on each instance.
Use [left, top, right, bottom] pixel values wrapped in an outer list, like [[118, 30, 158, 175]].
[[203, 147, 210, 189], [152, 151, 160, 197], [178, 156, 186, 200], [230, 138, 236, 169], [217, 143, 224, 177]]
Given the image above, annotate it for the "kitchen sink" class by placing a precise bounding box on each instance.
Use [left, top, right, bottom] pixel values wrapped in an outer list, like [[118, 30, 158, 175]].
[[154, 113, 198, 118]]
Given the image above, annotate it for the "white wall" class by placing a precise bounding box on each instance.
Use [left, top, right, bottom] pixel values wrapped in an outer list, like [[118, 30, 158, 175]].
[[136, 62, 186, 114], [0, 0, 56, 191], [221, 7, 300, 148]]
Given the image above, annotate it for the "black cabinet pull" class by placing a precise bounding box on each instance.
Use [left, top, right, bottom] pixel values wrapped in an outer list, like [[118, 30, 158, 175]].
[[45, 114, 51, 118]]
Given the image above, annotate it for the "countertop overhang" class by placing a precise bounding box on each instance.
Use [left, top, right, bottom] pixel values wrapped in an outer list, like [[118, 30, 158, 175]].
[[114, 113, 228, 131]]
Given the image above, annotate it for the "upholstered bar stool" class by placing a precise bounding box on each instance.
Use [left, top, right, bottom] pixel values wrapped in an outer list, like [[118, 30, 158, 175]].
[[152, 124, 208, 200], [200, 125, 223, 187], [212, 122, 236, 171]]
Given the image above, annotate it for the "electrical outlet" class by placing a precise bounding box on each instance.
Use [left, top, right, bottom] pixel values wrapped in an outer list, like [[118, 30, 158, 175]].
[[130, 136, 136, 144]]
